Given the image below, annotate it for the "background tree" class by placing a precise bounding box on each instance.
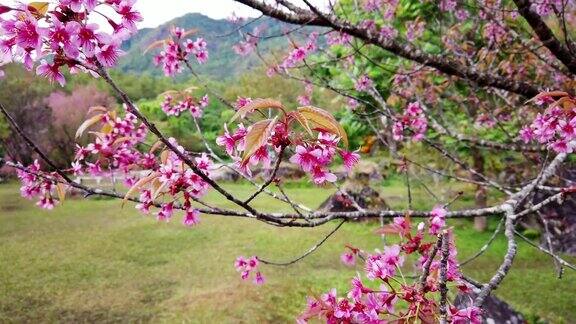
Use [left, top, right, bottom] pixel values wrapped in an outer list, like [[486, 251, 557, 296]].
[[46, 85, 117, 166]]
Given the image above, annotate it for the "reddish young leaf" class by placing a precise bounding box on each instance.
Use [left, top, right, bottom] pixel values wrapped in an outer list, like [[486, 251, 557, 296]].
[[56, 183, 66, 204], [76, 114, 104, 139], [149, 140, 164, 154], [231, 98, 284, 122], [182, 28, 199, 38], [527, 91, 569, 104], [375, 224, 403, 235], [122, 172, 159, 207], [297, 106, 348, 147], [28, 2, 49, 16], [242, 117, 277, 163], [87, 106, 108, 114], [287, 111, 313, 136], [144, 39, 169, 54]]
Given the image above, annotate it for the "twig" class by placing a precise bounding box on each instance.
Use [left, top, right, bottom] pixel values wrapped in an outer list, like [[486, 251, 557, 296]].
[[244, 146, 285, 204], [460, 218, 504, 267], [439, 231, 450, 324], [419, 234, 443, 291], [474, 215, 517, 306], [258, 219, 346, 266], [514, 229, 576, 272]]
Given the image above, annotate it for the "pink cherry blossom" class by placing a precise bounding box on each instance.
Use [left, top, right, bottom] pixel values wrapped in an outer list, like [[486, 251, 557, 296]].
[[116, 0, 143, 32], [340, 252, 356, 266], [339, 150, 360, 171], [365, 244, 404, 281], [36, 61, 66, 86], [429, 205, 447, 235], [183, 208, 201, 227], [95, 38, 123, 67], [254, 271, 265, 285], [157, 202, 174, 221], [290, 145, 322, 172], [234, 256, 264, 285], [450, 306, 482, 324], [355, 74, 373, 92]]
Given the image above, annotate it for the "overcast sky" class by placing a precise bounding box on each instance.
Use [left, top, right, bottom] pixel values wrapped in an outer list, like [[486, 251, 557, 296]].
[[135, 0, 328, 28], [134, 0, 260, 28], [9, 0, 328, 29]]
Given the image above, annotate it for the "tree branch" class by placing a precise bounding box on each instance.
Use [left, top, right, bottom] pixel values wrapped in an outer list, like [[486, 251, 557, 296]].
[[234, 0, 541, 97], [513, 0, 576, 76]]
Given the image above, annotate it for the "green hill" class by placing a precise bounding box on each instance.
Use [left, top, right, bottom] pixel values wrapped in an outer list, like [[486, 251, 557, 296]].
[[118, 13, 315, 79]]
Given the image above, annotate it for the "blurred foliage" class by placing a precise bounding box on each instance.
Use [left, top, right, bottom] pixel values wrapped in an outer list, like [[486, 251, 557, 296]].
[[335, 109, 371, 150], [0, 64, 56, 165]]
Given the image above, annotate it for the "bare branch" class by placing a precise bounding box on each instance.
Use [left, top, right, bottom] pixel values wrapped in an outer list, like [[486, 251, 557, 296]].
[[474, 215, 517, 306], [234, 0, 541, 97], [439, 231, 450, 324], [513, 0, 576, 75]]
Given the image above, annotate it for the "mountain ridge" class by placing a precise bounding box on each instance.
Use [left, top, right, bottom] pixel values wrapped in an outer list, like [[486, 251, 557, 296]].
[[118, 13, 307, 79]]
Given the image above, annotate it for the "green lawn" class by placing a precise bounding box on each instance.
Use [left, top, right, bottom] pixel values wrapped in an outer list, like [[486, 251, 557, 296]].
[[0, 182, 574, 323]]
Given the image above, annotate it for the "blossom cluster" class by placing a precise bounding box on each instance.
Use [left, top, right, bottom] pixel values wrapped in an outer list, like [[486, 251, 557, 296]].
[[16, 160, 59, 210], [74, 110, 148, 174], [393, 102, 428, 142], [135, 145, 212, 225], [429, 205, 447, 235], [67, 106, 212, 226], [533, 0, 563, 16], [152, 27, 208, 77], [326, 31, 353, 47], [232, 25, 263, 56], [234, 256, 265, 285], [216, 123, 247, 157], [520, 94, 576, 153], [0, 0, 142, 85], [278, 32, 318, 70], [161, 93, 209, 118], [360, 0, 399, 19], [290, 134, 360, 184], [217, 101, 360, 184], [355, 74, 374, 92], [298, 209, 480, 323], [216, 121, 276, 177]]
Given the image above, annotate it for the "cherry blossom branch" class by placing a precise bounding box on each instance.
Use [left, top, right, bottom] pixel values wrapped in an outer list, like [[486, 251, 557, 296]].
[[419, 234, 443, 290], [244, 146, 285, 204], [192, 116, 311, 212], [471, 148, 568, 305], [333, 182, 366, 212], [538, 212, 564, 278], [513, 0, 576, 75], [512, 191, 566, 219], [276, 183, 306, 218], [459, 218, 505, 267], [423, 106, 545, 153], [474, 215, 517, 306], [0, 158, 255, 218], [363, 85, 511, 194], [513, 229, 576, 272], [96, 65, 264, 217], [233, 0, 541, 97]]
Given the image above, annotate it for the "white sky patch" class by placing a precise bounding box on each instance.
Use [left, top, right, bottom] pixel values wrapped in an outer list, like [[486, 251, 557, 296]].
[[7, 0, 329, 29]]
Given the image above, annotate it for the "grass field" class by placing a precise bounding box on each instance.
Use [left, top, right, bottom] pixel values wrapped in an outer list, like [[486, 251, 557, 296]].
[[0, 181, 574, 323]]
